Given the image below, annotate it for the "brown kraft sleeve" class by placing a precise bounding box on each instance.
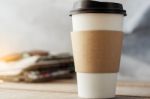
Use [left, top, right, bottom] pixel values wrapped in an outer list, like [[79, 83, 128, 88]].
[[71, 30, 123, 73]]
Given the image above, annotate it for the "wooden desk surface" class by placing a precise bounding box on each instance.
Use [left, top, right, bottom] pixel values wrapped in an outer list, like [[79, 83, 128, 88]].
[[0, 80, 150, 99]]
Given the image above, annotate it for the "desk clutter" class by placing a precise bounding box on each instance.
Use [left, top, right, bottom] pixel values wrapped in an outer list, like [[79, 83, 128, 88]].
[[0, 50, 75, 83]]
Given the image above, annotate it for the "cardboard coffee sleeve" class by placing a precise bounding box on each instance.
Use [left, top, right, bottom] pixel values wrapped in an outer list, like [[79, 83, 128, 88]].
[[71, 30, 123, 73]]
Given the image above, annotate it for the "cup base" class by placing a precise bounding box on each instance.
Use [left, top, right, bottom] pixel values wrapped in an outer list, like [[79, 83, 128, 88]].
[[77, 73, 117, 98]]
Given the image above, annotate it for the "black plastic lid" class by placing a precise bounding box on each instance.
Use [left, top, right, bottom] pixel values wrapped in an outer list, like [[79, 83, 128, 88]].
[[70, 0, 126, 16]]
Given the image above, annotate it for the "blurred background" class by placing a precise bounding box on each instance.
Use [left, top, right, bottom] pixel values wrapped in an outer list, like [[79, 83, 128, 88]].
[[0, 0, 150, 82]]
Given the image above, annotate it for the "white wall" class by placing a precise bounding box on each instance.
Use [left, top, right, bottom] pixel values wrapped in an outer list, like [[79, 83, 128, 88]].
[[0, 0, 149, 56], [124, 0, 150, 33], [0, 0, 74, 56]]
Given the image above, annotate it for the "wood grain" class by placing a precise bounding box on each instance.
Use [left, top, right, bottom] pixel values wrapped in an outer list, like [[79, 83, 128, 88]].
[[0, 80, 150, 99], [117, 81, 150, 97]]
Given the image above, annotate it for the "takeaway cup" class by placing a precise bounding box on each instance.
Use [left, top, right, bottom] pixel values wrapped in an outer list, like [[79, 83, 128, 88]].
[[70, 0, 126, 98]]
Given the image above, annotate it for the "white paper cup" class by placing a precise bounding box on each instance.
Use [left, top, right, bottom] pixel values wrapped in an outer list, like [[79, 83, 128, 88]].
[[73, 13, 123, 99], [77, 73, 117, 98], [70, 1, 126, 98]]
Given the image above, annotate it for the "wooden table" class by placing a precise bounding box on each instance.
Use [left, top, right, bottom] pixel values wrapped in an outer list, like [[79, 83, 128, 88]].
[[0, 80, 150, 99]]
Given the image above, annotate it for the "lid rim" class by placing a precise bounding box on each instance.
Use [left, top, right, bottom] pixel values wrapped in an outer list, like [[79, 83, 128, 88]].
[[69, 0, 127, 17], [70, 9, 127, 16]]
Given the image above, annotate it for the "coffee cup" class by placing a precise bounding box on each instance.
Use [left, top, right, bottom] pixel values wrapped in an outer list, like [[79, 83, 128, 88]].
[[70, 0, 126, 98]]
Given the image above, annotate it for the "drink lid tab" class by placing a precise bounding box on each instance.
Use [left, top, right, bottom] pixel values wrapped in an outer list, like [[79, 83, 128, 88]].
[[70, 0, 126, 16]]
